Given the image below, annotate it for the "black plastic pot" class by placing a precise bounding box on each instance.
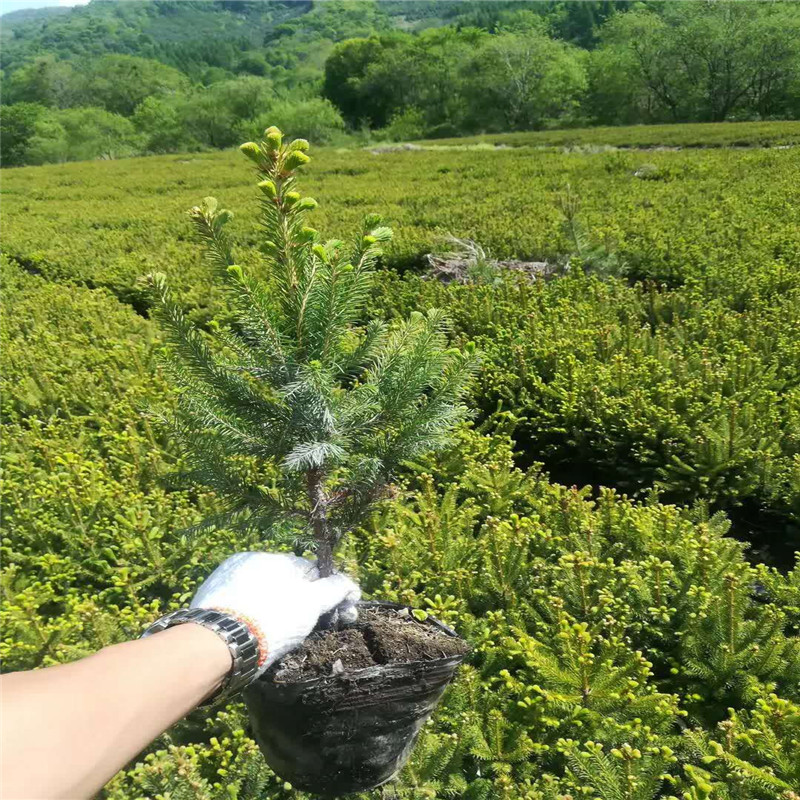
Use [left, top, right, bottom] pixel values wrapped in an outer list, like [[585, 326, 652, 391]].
[[243, 601, 468, 796]]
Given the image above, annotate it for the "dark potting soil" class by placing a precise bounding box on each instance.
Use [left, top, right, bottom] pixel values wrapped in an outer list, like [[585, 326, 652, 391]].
[[272, 607, 469, 682]]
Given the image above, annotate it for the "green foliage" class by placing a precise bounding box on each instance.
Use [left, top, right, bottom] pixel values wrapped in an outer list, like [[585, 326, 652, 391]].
[[350, 431, 800, 797], [400, 272, 800, 528], [147, 129, 475, 570], [104, 708, 291, 800], [0, 1, 393, 165], [4, 2, 800, 166], [461, 30, 587, 132], [3, 55, 81, 108], [594, 3, 800, 124], [5, 124, 799, 301], [132, 95, 198, 155], [323, 25, 586, 136], [250, 98, 346, 145], [178, 77, 276, 149], [558, 185, 625, 278], [1, 261, 240, 672], [0, 101, 46, 166], [23, 106, 143, 165], [379, 107, 428, 143], [0, 2, 308, 79], [1, 53, 188, 115], [3, 124, 800, 798], [560, 740, 678, 800], [323, 2, 800, 137], [80, 54, 190, 117], [4, 125, 799, 534], [683, 695, 800, 798]]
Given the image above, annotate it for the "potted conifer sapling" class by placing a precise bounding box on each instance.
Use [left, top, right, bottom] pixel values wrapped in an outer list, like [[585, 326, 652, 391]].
[[148, 127, 475, 795]]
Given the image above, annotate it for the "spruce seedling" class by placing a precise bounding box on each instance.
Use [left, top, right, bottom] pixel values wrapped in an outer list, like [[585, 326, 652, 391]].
[[148, 127, 476, 577]]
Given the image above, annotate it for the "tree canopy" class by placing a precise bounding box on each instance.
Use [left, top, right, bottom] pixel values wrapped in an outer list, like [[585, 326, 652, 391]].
[[2, 1, 799, 166]]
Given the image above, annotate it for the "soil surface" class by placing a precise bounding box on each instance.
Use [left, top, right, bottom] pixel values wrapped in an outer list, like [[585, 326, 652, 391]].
[[271, 607, 469, 682]]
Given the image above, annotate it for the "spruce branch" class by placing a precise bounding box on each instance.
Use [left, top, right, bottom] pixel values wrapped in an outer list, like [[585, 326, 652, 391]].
[[148, 126, 477, 578]]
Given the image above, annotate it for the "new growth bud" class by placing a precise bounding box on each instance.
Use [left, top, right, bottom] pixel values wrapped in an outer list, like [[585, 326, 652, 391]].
[[264, 126, 282, 152], [240, 142, 264, 164], [258, 180, 277, 198], [284, 151, 311, 171]]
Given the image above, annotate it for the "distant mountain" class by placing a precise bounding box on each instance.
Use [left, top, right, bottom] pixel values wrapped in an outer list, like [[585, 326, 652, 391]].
[[0, 1, 623, 105], [0, 1, 317, 75], [1, 6, 71, 27], [0, 0, 495, 87], [0, 1, 575, 79]]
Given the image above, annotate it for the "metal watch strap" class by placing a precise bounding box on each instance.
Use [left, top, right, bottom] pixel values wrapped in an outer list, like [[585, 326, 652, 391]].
[[142, 608, 260, 701]]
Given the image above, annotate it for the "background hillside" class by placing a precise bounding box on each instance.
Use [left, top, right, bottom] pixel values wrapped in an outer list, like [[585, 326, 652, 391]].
[[0, 0, 612, 77], [2, 0, 800, 166]]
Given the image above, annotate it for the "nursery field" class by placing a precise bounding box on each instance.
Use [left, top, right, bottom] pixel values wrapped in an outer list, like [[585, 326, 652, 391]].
[[3, 122, 800, 799], [422, 120, 800, 149]]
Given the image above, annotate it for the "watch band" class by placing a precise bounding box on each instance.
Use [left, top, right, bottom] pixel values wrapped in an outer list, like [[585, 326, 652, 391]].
[[142, 608, 260, 702]]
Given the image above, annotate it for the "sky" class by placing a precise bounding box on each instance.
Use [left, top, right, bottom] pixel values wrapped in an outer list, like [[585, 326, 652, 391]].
[[1, 0, 89, 14]]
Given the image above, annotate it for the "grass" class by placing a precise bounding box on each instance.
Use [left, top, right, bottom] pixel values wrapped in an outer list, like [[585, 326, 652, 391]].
[[421, 120, 800, 149]]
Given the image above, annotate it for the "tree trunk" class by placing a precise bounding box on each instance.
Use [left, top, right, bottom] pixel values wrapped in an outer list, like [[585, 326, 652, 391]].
[[316, 539, 334, 579], [307, 467, 334, 577]]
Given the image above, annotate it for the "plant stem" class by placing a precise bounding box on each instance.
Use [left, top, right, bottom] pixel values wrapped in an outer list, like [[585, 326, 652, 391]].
[[307, 467, 334, 577]]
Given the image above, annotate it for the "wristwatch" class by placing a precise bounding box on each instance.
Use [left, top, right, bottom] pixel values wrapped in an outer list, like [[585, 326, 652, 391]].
[[142, 608, 260, 702]]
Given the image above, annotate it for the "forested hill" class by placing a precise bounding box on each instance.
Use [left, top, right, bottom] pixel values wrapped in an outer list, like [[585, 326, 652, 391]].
[[0, 7, 70, 27], [1, 1, 315, 80], [0, 0, 618, 80], [2, 1, 799, 167]]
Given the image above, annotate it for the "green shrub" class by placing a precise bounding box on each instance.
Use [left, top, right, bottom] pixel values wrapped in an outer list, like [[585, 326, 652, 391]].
[[379, 107, 427, 142], [251, 98, 346, 145], [0, 102, 47, 167], [133, 96, 200, 155], [24, 106, 143, 165], [2, 124, 800, 798], [368, 269, 800, 548]]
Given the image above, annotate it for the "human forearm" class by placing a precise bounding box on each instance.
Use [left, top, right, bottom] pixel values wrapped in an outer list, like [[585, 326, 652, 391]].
[[0, 624, 231, 800], [0, 553, 360, 798]]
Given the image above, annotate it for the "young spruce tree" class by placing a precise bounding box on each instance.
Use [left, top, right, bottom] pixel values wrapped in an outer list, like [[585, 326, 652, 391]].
[[148, 127, 476, 577]]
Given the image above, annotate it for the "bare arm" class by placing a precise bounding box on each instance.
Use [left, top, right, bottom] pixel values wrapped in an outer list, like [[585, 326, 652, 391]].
[[0, 552, 360, 799], [0, 624, 231, 800]]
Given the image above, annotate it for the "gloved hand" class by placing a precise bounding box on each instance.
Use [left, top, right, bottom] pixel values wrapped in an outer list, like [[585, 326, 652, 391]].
[[191, 552, 360, 676]]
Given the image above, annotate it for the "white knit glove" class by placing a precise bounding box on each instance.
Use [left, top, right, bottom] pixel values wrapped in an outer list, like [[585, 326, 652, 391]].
[[190, 552, 360, 676]]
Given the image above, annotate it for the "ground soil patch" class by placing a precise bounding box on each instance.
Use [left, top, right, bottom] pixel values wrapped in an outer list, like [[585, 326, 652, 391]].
[[272, 607, 469, 682]]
